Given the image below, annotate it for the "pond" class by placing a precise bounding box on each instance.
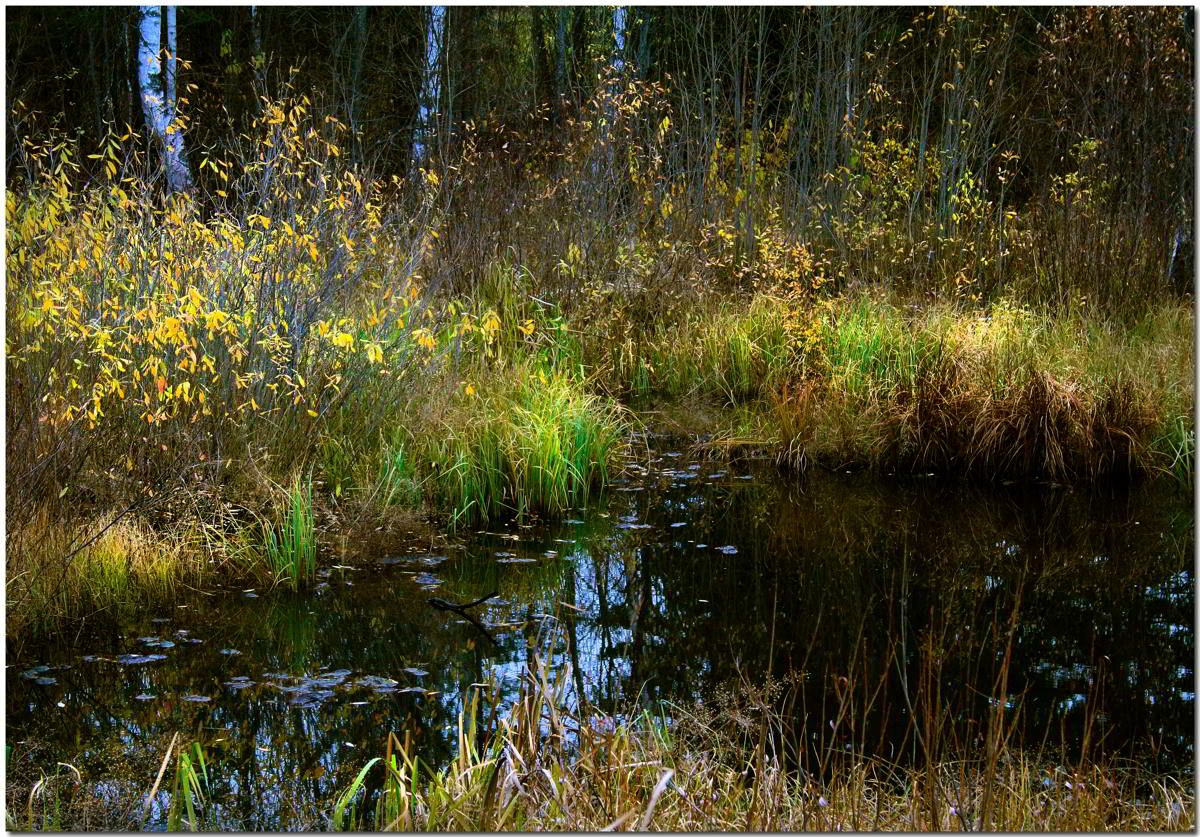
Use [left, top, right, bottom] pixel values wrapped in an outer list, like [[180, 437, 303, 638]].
[[7, 429, 1194, 829]]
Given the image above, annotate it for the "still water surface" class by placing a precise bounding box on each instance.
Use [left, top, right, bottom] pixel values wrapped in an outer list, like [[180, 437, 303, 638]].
[[8, 432, 1194, 828]]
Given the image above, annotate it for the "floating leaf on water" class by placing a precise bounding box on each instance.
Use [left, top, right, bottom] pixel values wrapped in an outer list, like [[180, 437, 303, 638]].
[[262, 672, 291, 680], [34, 676, 56, 685], [354, 675, 399, 691], [21, 666, 51, 678], [564, 519, 585, 525], [413, 572, 443, 588], [151, 617, 171, 624], [716, 545, 739, 555], [138, 636, 160, 644], [181, 695, 211, 703], [497, 557, 536, 563], [544, 550, 558, 557], [330, 564, 354, 570], [219, 648, 242, 656], [135, 694, 156, 701], [349, 701, 367, 706], [290, 689, 333, 707], [403, 668, 428, 677], [228, 675, 252, 682], [670, 522, 687, 528], [396, 686, 426, 694], [244, 592, 259, 598], [494, 551, 515, 557], [554, 539, 575, 544], [313, 671, 350, 688], [115, 654, 167, 665], [616, 523, 651, 530], [81, 655, 106, 663]]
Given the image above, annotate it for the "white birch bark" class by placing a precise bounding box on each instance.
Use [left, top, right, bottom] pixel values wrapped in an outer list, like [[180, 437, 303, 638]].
[[138, 5, 192, 191]]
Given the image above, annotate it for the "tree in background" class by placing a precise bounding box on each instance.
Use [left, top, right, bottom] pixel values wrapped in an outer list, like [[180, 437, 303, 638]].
[[137, 5, 192, 191]]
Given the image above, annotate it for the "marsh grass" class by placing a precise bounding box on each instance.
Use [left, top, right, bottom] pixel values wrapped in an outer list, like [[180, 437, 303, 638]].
[[5, 509, 201, 642], [317, 655, 1195, 832], [425, 365, 628, 525], [665, 294, 1194, 482], [261, 476, 317, 589], [165, 742, 210, 832]]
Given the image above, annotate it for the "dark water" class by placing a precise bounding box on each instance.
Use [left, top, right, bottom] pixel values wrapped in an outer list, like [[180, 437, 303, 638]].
[[7, 436, 1194, 829]]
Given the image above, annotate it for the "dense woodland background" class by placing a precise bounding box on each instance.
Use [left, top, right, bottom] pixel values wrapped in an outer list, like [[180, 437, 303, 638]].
[[7, 6, 1195, 304]]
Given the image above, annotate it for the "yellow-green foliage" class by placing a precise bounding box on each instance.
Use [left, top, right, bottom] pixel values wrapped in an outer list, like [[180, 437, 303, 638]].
[[6, 510, 199, 640], [424, 364, 627, 525]]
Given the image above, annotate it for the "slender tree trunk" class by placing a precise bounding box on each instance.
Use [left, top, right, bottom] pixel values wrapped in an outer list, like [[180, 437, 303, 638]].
[[138, 5, 192, 192], [635, 9, 651, 80], [412, 5, 446, 168], [531, 7, 550, 112], [554, 7, 568, 111], [349, 6, 369, 164]]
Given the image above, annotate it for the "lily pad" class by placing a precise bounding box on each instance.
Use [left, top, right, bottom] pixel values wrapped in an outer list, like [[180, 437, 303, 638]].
[[181, 695, 211, 703], [115, 654, 168, 665], [34, 676, 57, 685], [403, 668, 428, 677], [716, 545, 739, 555], [354, 675, 399, 691], [20, 666, 51, 678], [219, 648, 242, 656]]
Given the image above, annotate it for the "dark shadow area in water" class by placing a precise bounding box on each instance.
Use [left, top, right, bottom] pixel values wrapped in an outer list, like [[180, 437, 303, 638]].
[[7, 441, 1193, 828]]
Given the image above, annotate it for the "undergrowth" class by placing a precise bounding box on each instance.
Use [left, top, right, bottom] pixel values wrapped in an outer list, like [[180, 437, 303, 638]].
[[5, 81, 1193, 644]]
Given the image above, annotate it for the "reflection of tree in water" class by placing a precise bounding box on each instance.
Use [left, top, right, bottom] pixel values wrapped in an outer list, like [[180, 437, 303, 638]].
[[558, 462, 1192, 768], [7, 457, 1192, 825]]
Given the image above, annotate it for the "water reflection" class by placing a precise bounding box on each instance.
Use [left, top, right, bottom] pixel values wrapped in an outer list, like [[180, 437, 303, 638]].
[[7, 440, 1192, 828]]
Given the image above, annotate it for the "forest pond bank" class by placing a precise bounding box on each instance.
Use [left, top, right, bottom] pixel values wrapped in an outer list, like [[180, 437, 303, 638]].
[[7, 432, 1193, 829]]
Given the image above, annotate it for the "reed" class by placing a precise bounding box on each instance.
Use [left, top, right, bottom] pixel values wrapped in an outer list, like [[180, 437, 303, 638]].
[[261, 476, 317, 589], [424, 365, 627, 525], [323, 655, 1194, 832]]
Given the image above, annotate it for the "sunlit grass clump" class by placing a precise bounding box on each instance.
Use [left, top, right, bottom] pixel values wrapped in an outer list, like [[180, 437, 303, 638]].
[[261, 476, 318, 589], [6, 510, 201, 639], [425, 365, 628, 525], [630, 292, 1193, 483]]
